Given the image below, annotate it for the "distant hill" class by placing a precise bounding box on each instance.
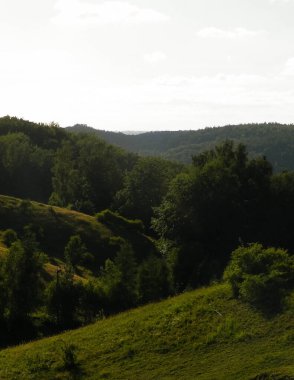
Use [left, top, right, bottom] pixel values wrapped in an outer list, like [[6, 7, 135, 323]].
[[1, 283, 293, 379], [67, 123, 294, 171]]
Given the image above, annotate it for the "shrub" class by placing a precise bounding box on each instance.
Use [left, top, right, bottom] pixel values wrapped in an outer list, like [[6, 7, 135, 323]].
[[60, 341, 78, 371], [96, 209, 144, 233], [224, 243, 294, 311], [2, 229, 18, 247]]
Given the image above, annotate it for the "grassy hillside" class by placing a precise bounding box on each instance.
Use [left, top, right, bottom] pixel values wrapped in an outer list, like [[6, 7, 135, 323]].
[[0, 195, 156, 270], [1, 284, 293, 380], [67, 123, 294, 171]]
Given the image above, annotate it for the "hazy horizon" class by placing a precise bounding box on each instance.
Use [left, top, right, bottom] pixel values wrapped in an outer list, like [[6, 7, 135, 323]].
[[2, 0, 294, 131]]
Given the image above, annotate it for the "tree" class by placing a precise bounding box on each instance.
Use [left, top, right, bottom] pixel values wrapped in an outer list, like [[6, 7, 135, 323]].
[[102, 242, 138, 312], [113, 157, 181, 229], [152, 141, 273, 289], [267, 171, 294, 251], [224, 243, 294, 311], [64, 235, 89, 268], [138, 256, 173, 303], [4, 239, 44, 322], [50, 141, 89, 209], [79, 280, 105, 323], [46, 266, 80, 328]]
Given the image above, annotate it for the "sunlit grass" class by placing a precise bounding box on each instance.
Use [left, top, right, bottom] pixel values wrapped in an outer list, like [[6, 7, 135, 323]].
[[0, 284, 293, 379]]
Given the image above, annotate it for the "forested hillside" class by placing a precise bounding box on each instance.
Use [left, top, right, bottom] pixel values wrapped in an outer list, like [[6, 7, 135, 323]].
[[68, 123, 294, 171], [0, 116, 293, 376], [0, 195, 171, 346], [0, 116, 181, 223]]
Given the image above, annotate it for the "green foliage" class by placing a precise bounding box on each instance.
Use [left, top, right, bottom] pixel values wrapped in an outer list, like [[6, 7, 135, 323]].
[[50, 134, 137, 213], [138, 256, 173, 303], [2, 229, 17, 247], [46, 267, 80, 327], [4, 239, 44, 322], [0, 132, 54, 202], [153, 141, 273, 289], [68, 122, 294, 172], [59, 341, 79, 371], [224, 243, 294, 311], [0, 117, 139, 213], [64, 235, 89, 267], [268, 172, 294, 251], [79, 280, 105, 323], [96, 209, 144, 233], [113, 157, 182, 228], [102, 242, 138, 312]]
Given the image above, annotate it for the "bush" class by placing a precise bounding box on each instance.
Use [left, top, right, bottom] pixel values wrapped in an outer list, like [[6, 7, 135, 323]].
[[2, 229, 17, 247], [224, 243, 294, 311], [59, 341, 78, 371], [96, 209, 144, 233]]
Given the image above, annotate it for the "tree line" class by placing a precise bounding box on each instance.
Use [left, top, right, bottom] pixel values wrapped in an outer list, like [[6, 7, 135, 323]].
[[0, 116, 181, 228], [0, 116, 293, 347]]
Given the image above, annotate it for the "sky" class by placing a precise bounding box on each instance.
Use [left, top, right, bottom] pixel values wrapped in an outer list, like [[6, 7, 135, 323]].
[[1, 0, 294, 131]]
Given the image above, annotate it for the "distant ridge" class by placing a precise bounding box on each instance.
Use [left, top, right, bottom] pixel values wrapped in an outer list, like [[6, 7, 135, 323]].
[[67, 123, 294, 171]]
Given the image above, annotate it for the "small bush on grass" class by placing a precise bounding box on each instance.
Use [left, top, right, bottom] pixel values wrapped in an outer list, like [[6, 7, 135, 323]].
[[224, 243, 294, 312], [60, 341, 79, 371]]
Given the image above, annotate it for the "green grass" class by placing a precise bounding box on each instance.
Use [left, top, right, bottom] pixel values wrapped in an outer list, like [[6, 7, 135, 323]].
[[0, 284, 293, 379]]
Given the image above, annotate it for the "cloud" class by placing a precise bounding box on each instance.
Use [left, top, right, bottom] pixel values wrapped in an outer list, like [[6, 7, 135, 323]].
[[270, 0, 294, 3], [281, 57, 294, 76], [196, 27, 264, 40], [52, 0, 170, 26], [89, 70, 294, 130], [143, 51, 167, 64]]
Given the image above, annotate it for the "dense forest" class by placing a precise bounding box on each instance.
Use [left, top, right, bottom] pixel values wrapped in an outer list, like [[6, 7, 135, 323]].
[[0, 116, 293, 353], [68, 122, 294, 171]]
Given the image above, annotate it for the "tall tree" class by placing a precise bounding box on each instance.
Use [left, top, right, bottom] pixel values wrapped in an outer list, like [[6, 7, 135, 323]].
[[113, 157, 182, 228], [4, 238, 44, 323], [153, 141, 273, 289]]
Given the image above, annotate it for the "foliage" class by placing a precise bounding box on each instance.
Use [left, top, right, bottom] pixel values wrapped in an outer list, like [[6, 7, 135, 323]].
[[59, 341, 79, 371], [46, 267, 81, 327], [50, 134, 137, 213], [102, 242, 138, 312], [224, 243, 294, 311], [2, 229, 18, 247], [113, 157, 182, 228], [153, 141, 273, 289], [4, 238, 44, 322], [68, 122, 294, 171], [79, 280, 105, 323], [137, 256, 173, 303], [0, 116, 139, 213], [64, 235, 91, 267], [96, 209, 144, 233]]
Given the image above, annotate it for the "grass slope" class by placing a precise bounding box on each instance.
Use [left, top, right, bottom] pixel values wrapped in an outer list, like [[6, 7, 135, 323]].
[[0, 195, 156, 270], [0, 284, 293, 379]]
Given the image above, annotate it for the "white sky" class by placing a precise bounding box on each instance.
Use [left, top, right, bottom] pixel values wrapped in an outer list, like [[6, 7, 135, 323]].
[[1, 0, 294, 131]]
